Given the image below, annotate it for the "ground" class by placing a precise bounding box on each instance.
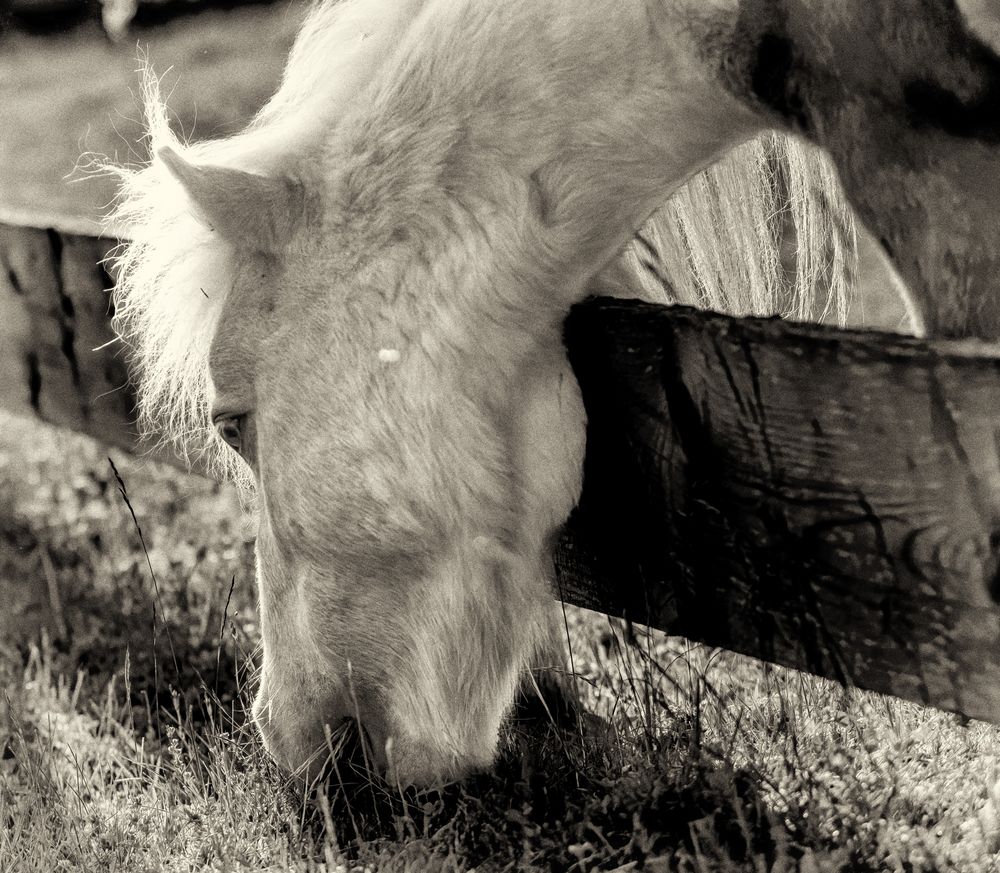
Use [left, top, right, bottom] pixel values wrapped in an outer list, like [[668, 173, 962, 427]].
[[2, 407, 1000, 872]]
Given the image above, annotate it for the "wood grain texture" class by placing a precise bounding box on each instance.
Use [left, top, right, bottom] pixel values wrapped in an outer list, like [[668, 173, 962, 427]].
[[0, 224, 135, 449], [556, 297, 1000, 723]]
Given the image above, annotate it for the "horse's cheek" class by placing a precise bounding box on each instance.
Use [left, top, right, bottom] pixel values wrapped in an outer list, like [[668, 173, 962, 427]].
[[512, 350, 586, 547]]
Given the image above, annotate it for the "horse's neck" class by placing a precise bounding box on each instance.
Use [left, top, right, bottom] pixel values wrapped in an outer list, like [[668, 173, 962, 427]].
[[346, 0, 762, 338], [297, 0, 1000, 339], [397, 0, 1000, 340]]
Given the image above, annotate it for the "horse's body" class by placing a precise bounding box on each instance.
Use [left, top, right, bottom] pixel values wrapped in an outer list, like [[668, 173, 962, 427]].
[[111, 0, 1000, 785]]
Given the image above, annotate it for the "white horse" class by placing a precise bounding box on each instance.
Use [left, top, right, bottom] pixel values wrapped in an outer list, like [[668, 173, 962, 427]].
[[110, 0, 999, 785]]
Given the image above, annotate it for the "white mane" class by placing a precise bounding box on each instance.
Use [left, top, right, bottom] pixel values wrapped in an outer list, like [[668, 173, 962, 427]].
[[636, 134, 854, 324], [108, 83, 235, 476], [108, 0, 854, 479]]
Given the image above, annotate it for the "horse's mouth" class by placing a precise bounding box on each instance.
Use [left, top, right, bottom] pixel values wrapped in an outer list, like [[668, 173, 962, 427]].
[[317, 717, 381, 787]]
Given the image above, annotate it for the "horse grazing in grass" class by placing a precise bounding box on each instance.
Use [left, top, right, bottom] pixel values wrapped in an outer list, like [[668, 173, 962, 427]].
[[111, 0, 1000, 786]]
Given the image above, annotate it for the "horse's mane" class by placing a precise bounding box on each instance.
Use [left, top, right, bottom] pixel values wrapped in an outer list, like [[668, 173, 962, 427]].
[[108, 0, 854, 480], [108, 80, 236, 477], [634, 134, 854, 324]]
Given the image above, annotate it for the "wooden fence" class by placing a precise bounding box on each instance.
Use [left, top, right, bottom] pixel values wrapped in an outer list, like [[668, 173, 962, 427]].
[[5, 219, 1000, 726], [558, 299, 1000, 724]]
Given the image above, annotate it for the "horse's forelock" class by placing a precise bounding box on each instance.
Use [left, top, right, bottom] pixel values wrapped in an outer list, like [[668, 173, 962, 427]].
[[107, 72, 248, 481], [107, 1, 426, 482]]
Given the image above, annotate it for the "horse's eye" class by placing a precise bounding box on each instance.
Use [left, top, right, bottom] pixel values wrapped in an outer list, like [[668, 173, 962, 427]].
[[215, 415, 244, 454]]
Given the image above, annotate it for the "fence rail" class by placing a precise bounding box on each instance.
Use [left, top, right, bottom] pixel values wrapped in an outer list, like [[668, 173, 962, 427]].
[[5, 220, 1000, 724], [557, 298, 1000, 724], [0, 225, 132, 448]]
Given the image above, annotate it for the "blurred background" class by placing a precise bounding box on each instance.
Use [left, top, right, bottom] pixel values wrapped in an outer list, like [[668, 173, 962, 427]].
[[0, 0, 305, 232]]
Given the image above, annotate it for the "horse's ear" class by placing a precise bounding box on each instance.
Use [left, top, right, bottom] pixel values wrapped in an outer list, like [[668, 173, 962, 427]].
[[156, 146, 305, 251]]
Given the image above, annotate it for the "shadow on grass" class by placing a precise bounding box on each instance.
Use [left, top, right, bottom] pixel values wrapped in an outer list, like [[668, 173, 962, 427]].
[[285, 688, 822, 872]]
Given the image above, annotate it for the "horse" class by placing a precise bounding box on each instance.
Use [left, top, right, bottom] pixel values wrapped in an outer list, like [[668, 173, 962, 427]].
[[109, 0, 1000, 786]]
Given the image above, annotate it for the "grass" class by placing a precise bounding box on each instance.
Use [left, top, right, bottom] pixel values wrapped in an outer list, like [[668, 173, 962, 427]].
[[3, 407, 1000, 871]]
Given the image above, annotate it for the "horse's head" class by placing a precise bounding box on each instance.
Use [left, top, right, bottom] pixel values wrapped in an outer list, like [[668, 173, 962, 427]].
[[109, 0, 805, 787], [126, 130, 587, 786]]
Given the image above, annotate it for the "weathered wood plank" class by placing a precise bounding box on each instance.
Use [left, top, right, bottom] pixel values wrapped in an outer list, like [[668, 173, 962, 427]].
[[0, 224, 135, 449], [556, 298, 1000, 723]]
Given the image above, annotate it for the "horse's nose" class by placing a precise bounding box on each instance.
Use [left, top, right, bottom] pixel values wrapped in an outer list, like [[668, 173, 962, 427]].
[[252, 689, 385, 781], [319, 717, 381, 785]]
